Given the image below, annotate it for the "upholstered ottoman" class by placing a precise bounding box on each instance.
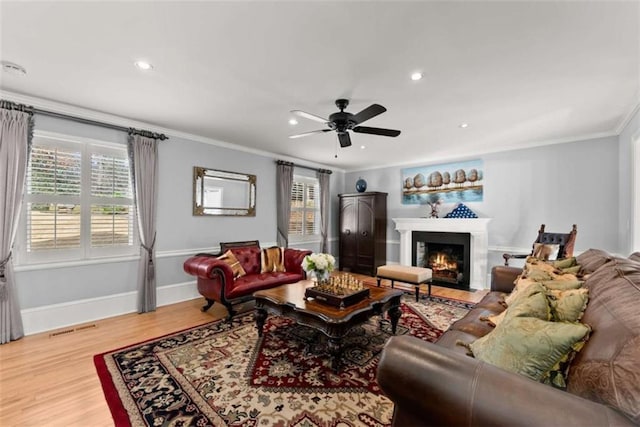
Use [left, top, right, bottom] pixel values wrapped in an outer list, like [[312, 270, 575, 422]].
[[376, 265, 433, 301]]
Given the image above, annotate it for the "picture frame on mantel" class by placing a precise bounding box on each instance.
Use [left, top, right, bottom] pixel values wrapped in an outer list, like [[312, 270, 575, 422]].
[[401, 159, 483, 205]]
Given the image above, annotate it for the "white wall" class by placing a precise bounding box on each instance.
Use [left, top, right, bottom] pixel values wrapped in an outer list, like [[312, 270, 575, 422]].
[[345, 135, 621, 268]]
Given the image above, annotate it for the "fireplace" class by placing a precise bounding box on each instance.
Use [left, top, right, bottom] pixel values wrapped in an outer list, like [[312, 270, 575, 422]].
[[392, 218, 491, 290], [412, 231, 471, 289]]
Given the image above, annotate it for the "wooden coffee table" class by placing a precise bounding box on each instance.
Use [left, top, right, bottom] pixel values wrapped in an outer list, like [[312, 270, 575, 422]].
[[253, 280, 403, 372]]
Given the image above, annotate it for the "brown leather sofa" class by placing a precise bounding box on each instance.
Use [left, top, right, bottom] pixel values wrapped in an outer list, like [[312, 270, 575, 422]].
[[377, 249, 640, 426], [183, 240, 311, 319]]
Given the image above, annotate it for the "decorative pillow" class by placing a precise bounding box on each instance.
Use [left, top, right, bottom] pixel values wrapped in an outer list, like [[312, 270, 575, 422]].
[[532, 243, 560, 261], [504, 277, 537, 306], [629, 252, 640, 263], [230, 246, 262, 275], [523, 268, 555, 282], [560, 265, 581, 274], [217, 250, 246, 279], [525, 257, 558, 273], [504, 282, 550, 321], [503, 275, 525, 306], [540, 279, 583, 291], [260, 246, 285, 273], [550, 271, 581, 282], [553, 257, 577, 269], [470, 316, 591, 388], [547, 288, 589, 322]]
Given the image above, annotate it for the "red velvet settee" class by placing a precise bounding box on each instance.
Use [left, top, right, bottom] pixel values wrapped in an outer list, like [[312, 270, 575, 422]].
[[183, 240, 311, 319]]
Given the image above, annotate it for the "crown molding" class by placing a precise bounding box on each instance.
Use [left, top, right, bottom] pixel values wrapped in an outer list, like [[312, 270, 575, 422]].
[[0, 90, 344, 174], [616, 101, 640, 135], [345, 130, 618, 173]]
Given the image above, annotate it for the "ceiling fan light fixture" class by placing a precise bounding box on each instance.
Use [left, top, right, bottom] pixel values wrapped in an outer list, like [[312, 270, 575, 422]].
[[410, 71, 423, 81], [288, 118, 298, 125], [289, 99, 400, 148]]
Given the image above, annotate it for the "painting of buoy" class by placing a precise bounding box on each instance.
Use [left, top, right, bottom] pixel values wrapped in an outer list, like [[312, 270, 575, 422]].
[[401, 159, 483, 204]]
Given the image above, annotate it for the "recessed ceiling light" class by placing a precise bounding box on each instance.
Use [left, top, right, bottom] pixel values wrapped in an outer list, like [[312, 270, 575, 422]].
[[360, 145, 366, 149], [2, 61, 27, 76], [459, 123, 469, 128], [410, 72, 423, 81], [134, 60, 153, 71], [288, 118, 298, 125]]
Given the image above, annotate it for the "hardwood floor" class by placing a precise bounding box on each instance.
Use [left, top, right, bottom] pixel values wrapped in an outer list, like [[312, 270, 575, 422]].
[[0, 278, 486, 426]]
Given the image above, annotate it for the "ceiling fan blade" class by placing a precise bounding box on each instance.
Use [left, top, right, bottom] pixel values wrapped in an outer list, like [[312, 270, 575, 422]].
[[352, 104, 386, 125], [291, 110, 329, 124], [289, 129, 332, 139], [337, 132, 352, 148], [353, 126, 401, 137]]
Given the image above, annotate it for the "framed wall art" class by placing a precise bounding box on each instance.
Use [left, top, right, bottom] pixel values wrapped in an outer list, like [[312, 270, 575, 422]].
[[401, 159, 483, 205]]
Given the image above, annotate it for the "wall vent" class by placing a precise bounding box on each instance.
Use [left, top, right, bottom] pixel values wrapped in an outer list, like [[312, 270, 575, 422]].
[[49, 323, 97, 338]]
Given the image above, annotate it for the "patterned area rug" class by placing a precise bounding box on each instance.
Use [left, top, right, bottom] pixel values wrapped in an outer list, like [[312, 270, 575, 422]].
[[94, 296, 473, 427]]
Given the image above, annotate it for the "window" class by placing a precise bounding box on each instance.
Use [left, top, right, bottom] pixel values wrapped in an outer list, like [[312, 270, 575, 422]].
[[289, 175, 320, 240], [18, 132, 137, 264]]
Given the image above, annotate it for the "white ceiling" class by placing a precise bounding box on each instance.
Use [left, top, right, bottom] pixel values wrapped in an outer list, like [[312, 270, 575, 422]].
[[1, 1, 638, 171]]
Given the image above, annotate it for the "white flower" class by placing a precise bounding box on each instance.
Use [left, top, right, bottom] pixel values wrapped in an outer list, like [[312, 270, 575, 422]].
[[302, 253, 335, 274]]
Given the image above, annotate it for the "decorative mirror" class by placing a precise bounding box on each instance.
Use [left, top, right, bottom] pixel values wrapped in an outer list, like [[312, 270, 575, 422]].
[[193, 166, 256, 216]]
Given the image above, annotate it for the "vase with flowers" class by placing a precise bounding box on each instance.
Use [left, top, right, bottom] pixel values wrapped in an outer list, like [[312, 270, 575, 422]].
[[302, 253, 336, 285]]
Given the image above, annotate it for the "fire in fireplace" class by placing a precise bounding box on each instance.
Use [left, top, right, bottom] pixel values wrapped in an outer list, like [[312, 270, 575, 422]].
[[426, 244, 463, 284], [412, 231, 471, 290]]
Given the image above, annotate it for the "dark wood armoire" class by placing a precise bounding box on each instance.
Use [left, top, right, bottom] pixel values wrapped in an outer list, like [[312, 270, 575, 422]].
[[338, 192, 387, 276]]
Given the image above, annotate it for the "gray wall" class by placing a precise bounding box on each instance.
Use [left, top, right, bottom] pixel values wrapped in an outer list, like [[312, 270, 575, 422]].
[[345, 135, 621, 268], [15, 115, 343, 309]]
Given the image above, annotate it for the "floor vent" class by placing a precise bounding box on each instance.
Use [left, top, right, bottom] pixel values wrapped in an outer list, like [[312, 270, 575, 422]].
[[49, 328, 75, 337], [49, 323, 97, 338]]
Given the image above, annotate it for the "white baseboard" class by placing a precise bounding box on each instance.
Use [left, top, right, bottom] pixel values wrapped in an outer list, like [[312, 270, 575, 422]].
[[21, 281, 200, 336]]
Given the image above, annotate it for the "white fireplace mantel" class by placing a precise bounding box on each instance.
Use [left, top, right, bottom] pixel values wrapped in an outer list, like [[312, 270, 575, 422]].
[[392, 218, 492, 289]]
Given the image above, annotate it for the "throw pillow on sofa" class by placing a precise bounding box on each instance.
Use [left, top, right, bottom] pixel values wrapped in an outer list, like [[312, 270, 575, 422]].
[[552, 257, 577, 269], [217, 250, 246, 279], [506, 258, 582, 304], [260, 246, 285, 273], [230, 246, 262, 275], [489, 281, 549, 326], [469, 315, 591, 389], [504, 282, 551, 321], [547, 288, 589, 322], [540, 279, 584, 291]]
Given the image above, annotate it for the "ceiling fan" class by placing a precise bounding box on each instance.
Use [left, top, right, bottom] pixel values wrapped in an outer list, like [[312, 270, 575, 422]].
[[289, 99, 401, 148]]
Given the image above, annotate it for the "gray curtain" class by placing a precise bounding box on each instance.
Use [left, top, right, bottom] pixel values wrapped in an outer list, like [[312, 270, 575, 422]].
[[318, 170, 331, 253], [276, 161, 294, 247], [128, 131, 159, 313], [0, 101, 33, 344]]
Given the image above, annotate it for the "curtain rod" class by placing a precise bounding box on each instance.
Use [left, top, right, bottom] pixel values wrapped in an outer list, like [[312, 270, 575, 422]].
[[276, 160, 332, 175], [30, 106, 169, 141]]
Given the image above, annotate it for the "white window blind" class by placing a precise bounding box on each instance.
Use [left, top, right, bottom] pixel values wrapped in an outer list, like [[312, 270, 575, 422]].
[[27, 145, 82, 251], [19, 132, 137, 264], [289, 176, 320, 238]]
